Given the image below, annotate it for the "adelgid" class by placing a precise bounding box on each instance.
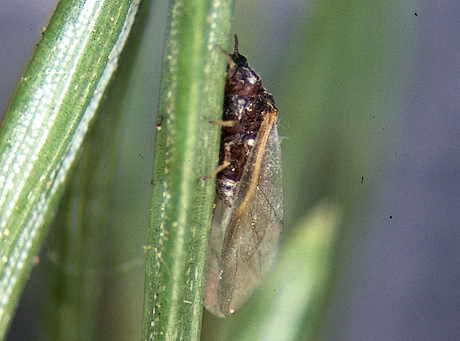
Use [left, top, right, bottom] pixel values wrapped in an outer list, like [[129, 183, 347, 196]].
[[204, 35, 284, 317]]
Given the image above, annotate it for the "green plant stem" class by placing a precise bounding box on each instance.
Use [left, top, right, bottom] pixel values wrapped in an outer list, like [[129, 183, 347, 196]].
[[39, 2, 151, 339], [141, 0, 234, 339], [0, 0, 140, 336]]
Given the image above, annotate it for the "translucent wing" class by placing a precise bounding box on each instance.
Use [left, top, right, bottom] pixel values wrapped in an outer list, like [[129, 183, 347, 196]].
[[204, 112, 284, 317], [204, 198, 233, 316]]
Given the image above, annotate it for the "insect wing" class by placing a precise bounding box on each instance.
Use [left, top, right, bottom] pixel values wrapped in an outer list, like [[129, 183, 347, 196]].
[[205, 112, 284, 317], [219, 112, 283, 316], [204, 197, 233, 316]]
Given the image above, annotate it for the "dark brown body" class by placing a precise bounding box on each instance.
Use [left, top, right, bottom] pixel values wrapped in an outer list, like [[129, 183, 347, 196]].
[[216, 37, 278, 207], [204, 35, 284, 317]]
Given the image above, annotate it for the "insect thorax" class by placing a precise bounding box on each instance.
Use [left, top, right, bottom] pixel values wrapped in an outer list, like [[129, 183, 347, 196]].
[[216, 54, 277, 207]]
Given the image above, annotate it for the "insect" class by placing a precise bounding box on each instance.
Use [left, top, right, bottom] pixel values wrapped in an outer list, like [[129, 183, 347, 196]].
[[204, 35, 284, 317]]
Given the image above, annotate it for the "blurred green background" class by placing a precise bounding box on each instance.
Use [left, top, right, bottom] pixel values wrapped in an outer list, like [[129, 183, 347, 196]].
[[6, 0, 453, 340]]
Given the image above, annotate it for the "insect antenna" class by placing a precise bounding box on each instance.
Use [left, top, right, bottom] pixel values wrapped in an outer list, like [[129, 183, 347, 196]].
[[233, 34, 239, 56]]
